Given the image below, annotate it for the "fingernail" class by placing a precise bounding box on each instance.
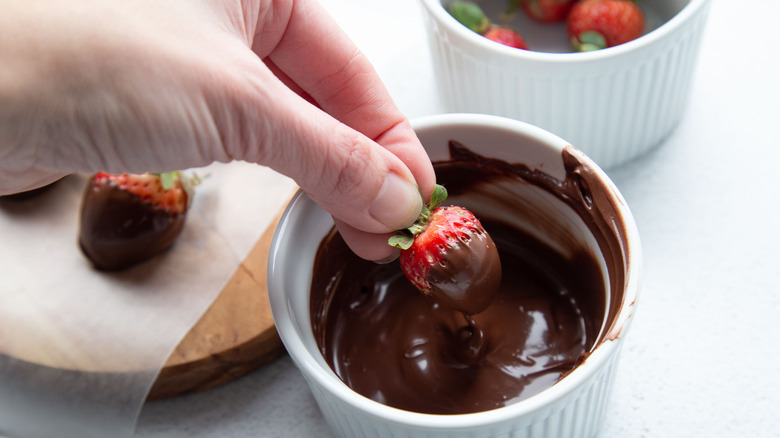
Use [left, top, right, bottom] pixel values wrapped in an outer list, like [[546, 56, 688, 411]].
[[373, 248, 400, 265], [369, 172, 422, 231]]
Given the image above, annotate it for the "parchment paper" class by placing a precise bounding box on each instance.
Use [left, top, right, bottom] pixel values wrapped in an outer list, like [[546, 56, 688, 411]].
[[0, 161, 297, 438]]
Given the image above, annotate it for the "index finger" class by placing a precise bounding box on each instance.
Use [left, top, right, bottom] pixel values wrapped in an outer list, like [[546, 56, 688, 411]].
[[253, 0, 435, 197]]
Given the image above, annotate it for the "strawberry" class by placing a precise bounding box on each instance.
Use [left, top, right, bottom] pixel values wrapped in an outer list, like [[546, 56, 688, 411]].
[[506, 0, 577, 23], [567, 0, 645, 51], [448, 0, 530, 50], [483, 26, 529, 50], [389, 184, 502, 315], [78, 171, 199, 271]]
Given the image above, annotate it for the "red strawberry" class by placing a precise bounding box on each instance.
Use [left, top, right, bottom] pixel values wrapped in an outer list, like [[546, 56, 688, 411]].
[[448, 1, 530, 50], [567, 0, 645, 51], [484, 26, 529, 50], [78, 171, 199, 271], [389, 185, 502, 315], [517, 0, 577, 23]]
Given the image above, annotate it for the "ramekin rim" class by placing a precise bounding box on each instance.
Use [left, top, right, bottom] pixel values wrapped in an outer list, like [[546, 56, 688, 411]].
[[419, 0, 711, 63]]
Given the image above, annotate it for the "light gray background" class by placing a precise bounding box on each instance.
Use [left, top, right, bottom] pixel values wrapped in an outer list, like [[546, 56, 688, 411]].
[[32, 0, 780, 436]]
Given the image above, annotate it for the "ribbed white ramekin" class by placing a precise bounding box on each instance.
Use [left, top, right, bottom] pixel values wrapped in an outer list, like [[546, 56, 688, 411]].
[[419, 0, 712, 169], [268, 114, 642, 438]]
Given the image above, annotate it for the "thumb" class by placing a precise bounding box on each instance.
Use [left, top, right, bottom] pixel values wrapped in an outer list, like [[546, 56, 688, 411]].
[[281, 108, 425, 236], [214, 64, 426, 258]]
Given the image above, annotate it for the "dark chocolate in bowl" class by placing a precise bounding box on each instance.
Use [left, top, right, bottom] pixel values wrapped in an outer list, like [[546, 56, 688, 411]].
[[309, 140, 631, 415]]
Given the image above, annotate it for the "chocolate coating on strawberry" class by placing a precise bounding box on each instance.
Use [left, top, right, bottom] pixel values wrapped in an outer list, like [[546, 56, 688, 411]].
[[78, 171, 194, 271], [408, 208, 502, 314], [389, 185, 502, 314]]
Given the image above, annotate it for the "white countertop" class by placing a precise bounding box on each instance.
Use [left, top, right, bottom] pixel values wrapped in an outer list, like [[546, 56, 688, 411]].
[[135, 0, 780, 437]]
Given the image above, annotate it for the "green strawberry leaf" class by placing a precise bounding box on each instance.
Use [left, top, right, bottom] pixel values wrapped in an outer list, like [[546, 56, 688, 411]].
[[500, 0, 521, 21], [573, 31, 607, 52], [406, 222, 427, 235], [428, 184, 448, 210], [388, 233, 415, 250], [448, 1, 491, 34], [156, 171, 206, 208], [159, 171, 179, 191], [387, 184, 450, 250]]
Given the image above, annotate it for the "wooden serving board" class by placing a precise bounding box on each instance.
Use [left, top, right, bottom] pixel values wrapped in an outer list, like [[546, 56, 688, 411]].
[[147, 209, 286, 400]]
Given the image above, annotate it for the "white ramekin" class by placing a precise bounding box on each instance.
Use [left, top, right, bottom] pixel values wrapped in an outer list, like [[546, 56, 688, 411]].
[[419, 0, 712, 169], [268, 114, 642, 438]]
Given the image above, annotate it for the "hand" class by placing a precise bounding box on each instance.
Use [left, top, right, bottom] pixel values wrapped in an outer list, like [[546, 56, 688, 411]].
[[0, 0, 435, 261]]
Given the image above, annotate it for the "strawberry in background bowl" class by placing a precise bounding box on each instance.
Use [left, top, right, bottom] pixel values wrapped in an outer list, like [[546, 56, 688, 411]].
[[421, 0, 713, 169], [567, 0, 645, 51]]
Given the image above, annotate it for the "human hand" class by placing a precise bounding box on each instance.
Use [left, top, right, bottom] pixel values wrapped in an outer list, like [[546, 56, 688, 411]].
[[0, 0, 435, 262]]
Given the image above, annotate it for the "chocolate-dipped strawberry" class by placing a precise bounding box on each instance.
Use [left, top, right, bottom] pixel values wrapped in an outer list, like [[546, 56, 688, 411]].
[[389, 184, 502, 315], [78, 171, 198, 271]]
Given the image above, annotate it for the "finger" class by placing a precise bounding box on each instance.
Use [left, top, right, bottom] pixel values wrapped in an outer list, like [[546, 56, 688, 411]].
[[253, 0, 435, 199], [0, 170, 69, 196], [210, 58, 423, 234], [374, 120, 436, 202], [262, 57, 317, 108], [333, 218, 399, 263]]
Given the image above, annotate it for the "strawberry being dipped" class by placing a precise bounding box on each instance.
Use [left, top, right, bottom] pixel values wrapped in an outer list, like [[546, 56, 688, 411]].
[[567, 0, 645, 51], [389, 185, 501, 315], [78, 171, 199, 271]]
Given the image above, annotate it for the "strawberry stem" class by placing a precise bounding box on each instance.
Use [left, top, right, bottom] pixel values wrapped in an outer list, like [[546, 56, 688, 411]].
[[388, 184, 448, 250], [500, 0, 521, 21]]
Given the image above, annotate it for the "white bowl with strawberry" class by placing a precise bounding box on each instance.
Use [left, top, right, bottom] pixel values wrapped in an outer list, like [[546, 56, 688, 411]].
[[420, 0, 713, 169], [268, 114, 642, 438]]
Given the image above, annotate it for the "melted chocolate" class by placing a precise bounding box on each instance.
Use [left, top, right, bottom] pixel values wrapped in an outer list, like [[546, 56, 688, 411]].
[[310, 141, 630, 415], [78, 182, 185, 271]]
